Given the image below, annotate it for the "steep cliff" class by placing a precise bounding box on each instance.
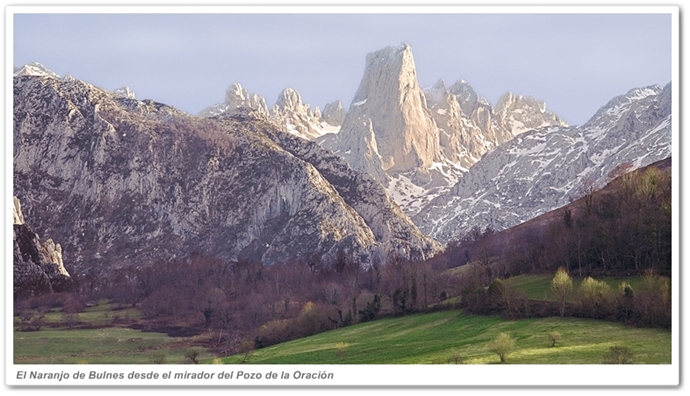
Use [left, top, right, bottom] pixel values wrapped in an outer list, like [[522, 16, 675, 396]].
[[13, 196, 73, 297]]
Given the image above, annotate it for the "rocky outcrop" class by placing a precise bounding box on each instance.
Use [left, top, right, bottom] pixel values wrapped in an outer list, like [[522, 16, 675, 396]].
[[14, 70, 439, 275], [113, 86, 136, 99], [414, 83, 672, 243], [495, 91, 565, 136], [427, 79, 567, 172], [198, 82, 269, 118], [322, 43, 440, 178], [199, 83, 340, 140], [14, 62, 60, 79], [255, 120, 440, 261], [271, 88, 339, 140], [322, 100, 346, 126], [13, 196, 73, 297]]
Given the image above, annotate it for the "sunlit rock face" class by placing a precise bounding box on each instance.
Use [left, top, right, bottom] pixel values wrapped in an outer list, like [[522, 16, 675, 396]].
[[319, 43, 566, 216]]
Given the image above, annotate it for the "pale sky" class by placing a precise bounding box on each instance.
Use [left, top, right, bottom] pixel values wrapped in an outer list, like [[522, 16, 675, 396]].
[[13, 11, 672, 126]]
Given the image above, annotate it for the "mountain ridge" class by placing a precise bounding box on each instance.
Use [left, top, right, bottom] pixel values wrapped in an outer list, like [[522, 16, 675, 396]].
[[13, 71, 439, 276], [413, 82, 672, 244]]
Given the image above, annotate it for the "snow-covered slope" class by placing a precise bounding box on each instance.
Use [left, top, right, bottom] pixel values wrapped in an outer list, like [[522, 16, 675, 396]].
[[413, 83, 672, 244]]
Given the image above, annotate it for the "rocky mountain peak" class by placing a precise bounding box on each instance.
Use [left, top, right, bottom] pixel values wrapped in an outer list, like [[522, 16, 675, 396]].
[[113, 86, 136, 99], [14, 62, 60, 79], [584, 84, 663, 129], [333, 42, 439, 175], [200, 84, 339, 140], [448, 79, 479, 107], [275, 87, 305, 112], [322, 100, 346, 126], [198, 82, 269, 118], [424, 78, 448, 108], [495, 91, 566, 136], [320, 45, 569, 216], [225, 82, 248, 103]]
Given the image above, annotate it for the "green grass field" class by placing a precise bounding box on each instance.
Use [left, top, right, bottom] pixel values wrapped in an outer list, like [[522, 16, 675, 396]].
[[13, 327, 214, 364], [218, 311, 670, 364], [28, 303, 143, 326], [13, 301, 213, 364]]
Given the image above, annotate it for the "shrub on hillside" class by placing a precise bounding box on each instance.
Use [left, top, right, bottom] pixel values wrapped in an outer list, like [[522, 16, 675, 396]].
[[185, 347, 203, 364], [489, 332, 515, 363], [615, 282, 635, 323], [548, 332, 562, 347], [633, 271, 671, 329], [602, 346, 634, 364], [578, 277, 613, 319], [551, 267, 572, 317]]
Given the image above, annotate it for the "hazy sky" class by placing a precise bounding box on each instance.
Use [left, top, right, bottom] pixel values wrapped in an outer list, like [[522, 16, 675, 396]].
[[13, 11, 672, 126]]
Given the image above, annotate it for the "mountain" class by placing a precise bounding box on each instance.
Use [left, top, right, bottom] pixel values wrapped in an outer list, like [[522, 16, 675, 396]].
[[113, 86, 136, 99], [413, 83, 672, 244], [13, 196, 73, 297], [13, 69, 440, 276], [322, 43, 441, 176], [271, 88, 341, 140], [199, 83, 340, 140], [322, 100, 346, 126], [318, 43, 566, 215], [13, 62, 61, 79], [426, 79, 566, 169]]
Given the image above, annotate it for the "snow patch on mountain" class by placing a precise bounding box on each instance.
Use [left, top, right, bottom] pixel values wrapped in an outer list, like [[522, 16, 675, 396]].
[[14, 62, 60, 79], [413, 83, 672, 244]]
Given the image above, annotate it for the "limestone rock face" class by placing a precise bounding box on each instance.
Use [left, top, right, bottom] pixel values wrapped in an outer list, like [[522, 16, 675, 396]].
[[198, 82, 269, 118], [495, 91, 566, 136], [14, 73, 439, 275], [322, 100, 346, 126], [271, 88, 339, 140], [13, 196, 25, 224], [427, 79, 567, 172], [320, 44, 566, 216], [323, 43, 440, 177], [13, 196, 73, 297], [199, 84, 340, 140], [414, 83, 672, 243], [113, 86, 136, 99]]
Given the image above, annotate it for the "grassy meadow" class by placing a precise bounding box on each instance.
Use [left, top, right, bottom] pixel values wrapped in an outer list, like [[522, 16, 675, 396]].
[[13, 301, 213, 364], [217, 311, 671, 364]]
